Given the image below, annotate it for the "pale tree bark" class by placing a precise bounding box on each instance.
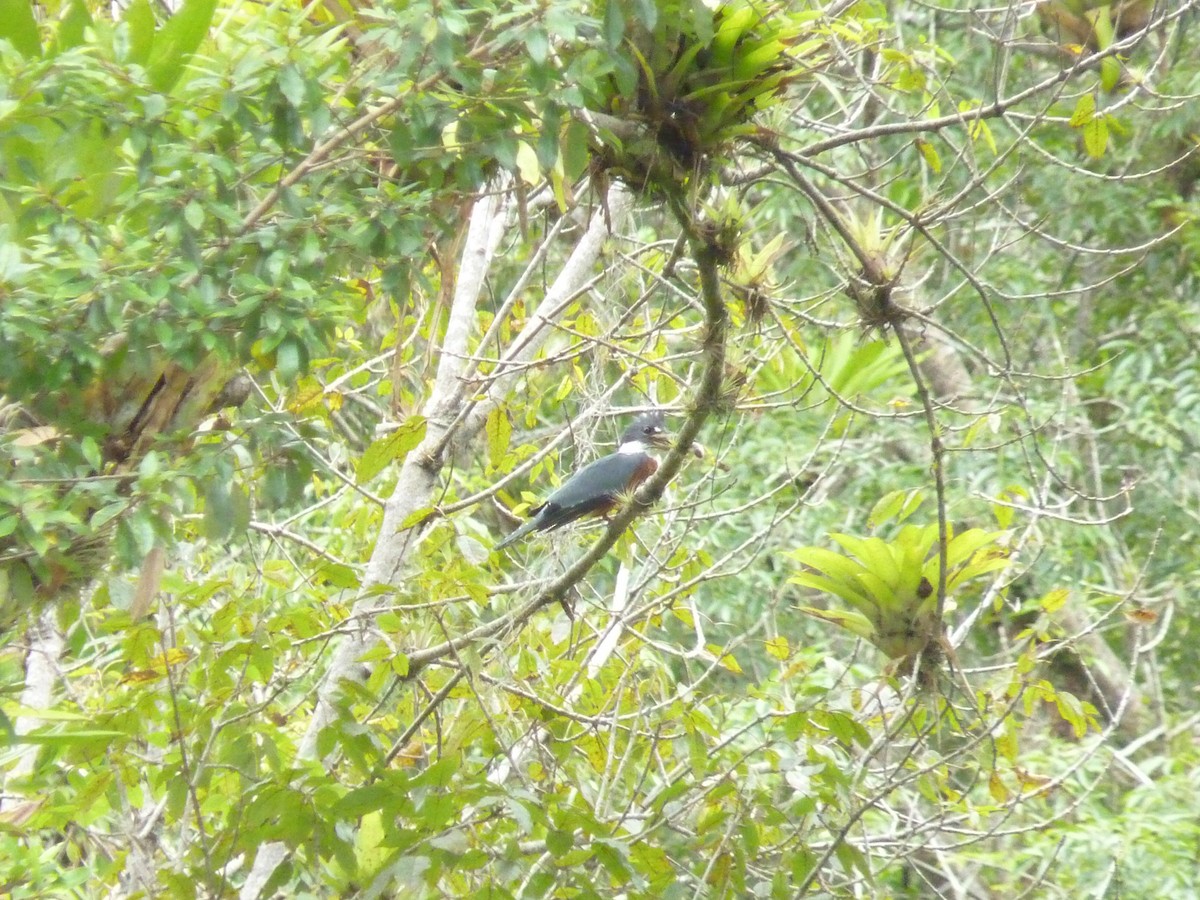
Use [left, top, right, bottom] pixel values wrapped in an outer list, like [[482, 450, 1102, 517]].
[[240, 182, 511, 899], [296, 181, 511, 763], [0, 607, 63, 806], [242, 181, 635, 899], [461, 187, 635, 439]]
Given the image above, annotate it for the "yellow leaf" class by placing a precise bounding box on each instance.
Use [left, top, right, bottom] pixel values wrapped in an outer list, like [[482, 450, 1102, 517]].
[[441, 119, 460, 153], [516, 141, 541, 186], [915, 138, 941, 173], [764, 635, 790, 660], [671, 605, 695, 627], [485, 406, 512, 470], [988, 771, 1009, 802], [708, 644, 743, 674], [155, 647, 190, 670], [1069, 93, 1095, 127], [1014, 766, 1054, 793], [1082, 116, 1108, 158], [1040, 588, 1069, 613]]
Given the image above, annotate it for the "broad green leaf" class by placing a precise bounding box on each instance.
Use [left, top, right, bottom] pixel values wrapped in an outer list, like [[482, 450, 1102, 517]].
[[707, 645, 742, 674], [830, 534, 899, 585], [0, 0, 41, 57], [52, 0, 92, 53], [316, 563, 361, 589], [203, 478, 248, 541], [485, 406, 512, 469], [796, 607, 873, 643], [18, 730, 126, 744], [357, 417, 427, 484], [855, 570, 898, 610], [916, 138, 942, 173], [122, 0, 155, 64], [947, 556, 1009, 591], [603, 0, 624, 49], [334, 784, 401, 819], [1100, 56, 1121, 93], [1069, 94, 1095, 127], [764, 635, 789, 660], [868, 490, 909, 529], [945, 528, 1002, 569], [790, 571, 873, 611], [146, 0, 218, 92], [790, 545, 867, 583], [1082, 116, 1108, 158], [1055, 691, 1090, 739], [561, 117, 591, 182], [515, 141, 541, 186]]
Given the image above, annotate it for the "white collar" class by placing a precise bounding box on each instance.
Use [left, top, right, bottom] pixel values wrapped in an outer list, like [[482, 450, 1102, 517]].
[[618, 439, 650, 455]]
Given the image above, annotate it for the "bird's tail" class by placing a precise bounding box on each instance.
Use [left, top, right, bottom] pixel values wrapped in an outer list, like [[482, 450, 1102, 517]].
[[495, 517, 539, 551]]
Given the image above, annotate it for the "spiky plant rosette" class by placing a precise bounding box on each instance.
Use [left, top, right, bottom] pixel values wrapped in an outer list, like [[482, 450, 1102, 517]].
[[586, 0, 805, 191]]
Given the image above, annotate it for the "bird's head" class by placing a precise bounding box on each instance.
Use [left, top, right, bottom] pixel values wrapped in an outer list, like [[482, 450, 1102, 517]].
[[619, 411, 672, 453]]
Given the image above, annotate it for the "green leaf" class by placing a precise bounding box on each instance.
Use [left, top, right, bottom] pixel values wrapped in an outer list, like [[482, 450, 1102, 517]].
[[18, 729, 126, 744], [830, 534, 900, 586], [945, 528, 1002, 569], [789, 546, 865, 582], [485, 406, 512, 469], [146, 0, 218, 92], [316, 563, 360, 589], [278, 65, 306, 108], [1068, 94, 1095, 127], [868, 490, 912, 529], [203, 478, 235, 541], [1082, 116, 1108, 158], [1100, 56, 1121, 93], [335, 784, 397, 819], [561, 117, 591, 182], [764, 635, 789, 660], [356, 417, 427, 484], [275, 336, 306, 382], [915, 138, 941, 173], [122, 0, 155, 64], [1055, 690, 1089, 738], [0, 0, 41, 57], [603, 0, 624, 49], [855, 570, 898, 610], [515, 141, 541, 186], [790, 571, 873, 612], [52, 0, 92, 53], [90, 501, 129, 530], [546, 829, 573, 857]]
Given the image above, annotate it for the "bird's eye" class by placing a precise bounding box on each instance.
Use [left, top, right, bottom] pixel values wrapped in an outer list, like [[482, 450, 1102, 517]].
[[644, 426, 657, 435]]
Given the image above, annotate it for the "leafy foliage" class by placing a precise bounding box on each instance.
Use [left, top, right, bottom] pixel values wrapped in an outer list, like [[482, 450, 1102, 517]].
[[789, 511, 1009, 660], [2, 0, 1198, 897]]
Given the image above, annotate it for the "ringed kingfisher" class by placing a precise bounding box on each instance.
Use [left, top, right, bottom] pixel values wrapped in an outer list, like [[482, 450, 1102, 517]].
[[495, 411, 673, 550]]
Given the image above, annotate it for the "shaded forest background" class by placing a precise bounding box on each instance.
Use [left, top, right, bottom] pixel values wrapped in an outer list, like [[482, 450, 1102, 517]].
[[2, 0, 1200, 896]]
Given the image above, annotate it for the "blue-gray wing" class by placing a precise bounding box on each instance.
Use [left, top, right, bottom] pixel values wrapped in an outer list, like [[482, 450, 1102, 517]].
[[542, 452, 651, 511], [497, 451, 658, 546]]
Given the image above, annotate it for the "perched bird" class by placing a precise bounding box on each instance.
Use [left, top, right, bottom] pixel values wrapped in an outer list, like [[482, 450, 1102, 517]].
[[495, 412, 672, 550]]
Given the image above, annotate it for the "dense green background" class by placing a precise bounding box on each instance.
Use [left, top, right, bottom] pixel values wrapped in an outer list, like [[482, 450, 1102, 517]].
[[2, 0, 1198, 896]]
